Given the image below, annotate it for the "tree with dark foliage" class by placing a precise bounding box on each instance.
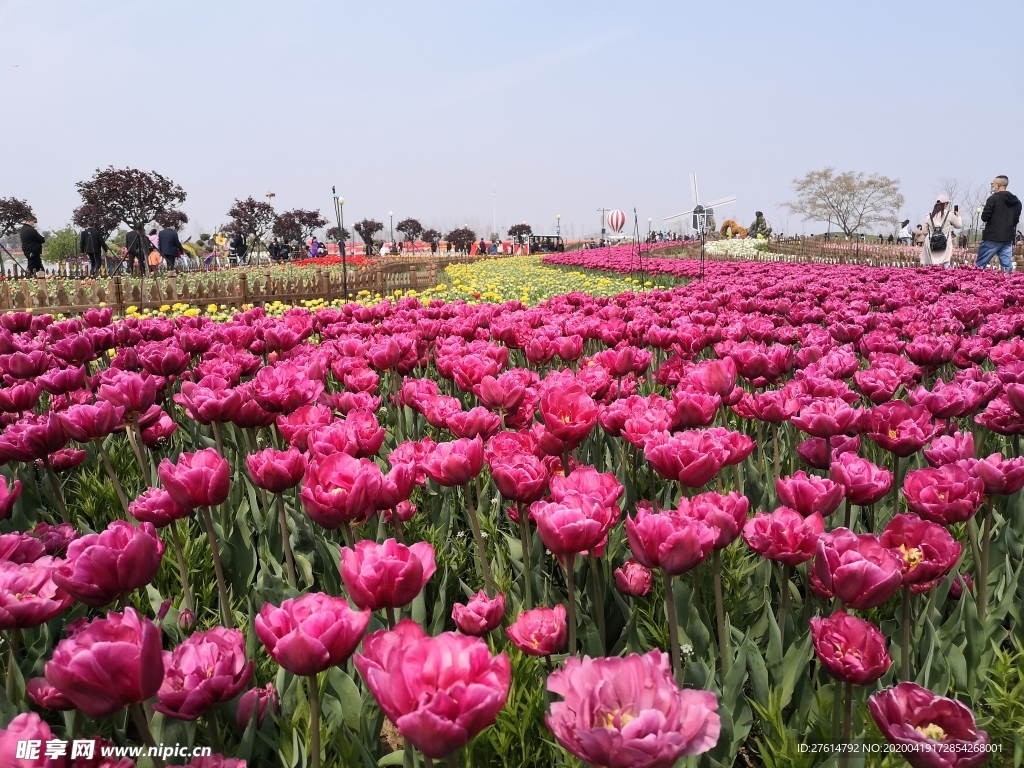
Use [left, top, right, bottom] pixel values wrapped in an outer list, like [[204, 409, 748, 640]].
[[157, 209, 189, 230], [0, 197, 34, 238], [326, 226, 350, 243], [445, 227, 476, 252], [72, 203, 121, 237], [354, 219, 384, 255], [507, 223, 532, 244], [76, 167, 186, 230], [227, 197, 276, 262], [274, 209, 328, 243], [396, 218, 423, 247]]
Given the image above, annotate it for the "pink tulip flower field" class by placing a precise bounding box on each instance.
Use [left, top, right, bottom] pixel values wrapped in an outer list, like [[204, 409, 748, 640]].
[[1, 244, 1023, 767]]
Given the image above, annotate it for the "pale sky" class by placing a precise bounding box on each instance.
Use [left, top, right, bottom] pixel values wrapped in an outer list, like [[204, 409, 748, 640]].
[[1, 0, 1022, 239]]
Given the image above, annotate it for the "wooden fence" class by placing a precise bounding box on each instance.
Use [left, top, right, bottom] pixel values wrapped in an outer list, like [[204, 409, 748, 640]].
[[0, 254, 498, 317]]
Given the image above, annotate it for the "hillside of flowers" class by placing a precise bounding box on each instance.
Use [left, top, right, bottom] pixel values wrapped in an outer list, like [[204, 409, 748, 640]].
[[1, 252, 1023, 767]]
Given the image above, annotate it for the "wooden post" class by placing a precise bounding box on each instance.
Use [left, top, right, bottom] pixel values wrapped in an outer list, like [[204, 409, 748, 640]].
[[239, 273, 249, 306], [409, 265, 417, 292], [113, 276, 124, 318]]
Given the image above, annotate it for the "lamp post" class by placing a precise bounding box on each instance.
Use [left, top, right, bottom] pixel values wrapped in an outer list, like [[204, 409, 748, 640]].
[[556, 214, 561, 236], [647, 217, 652, 240], [331, 188, 348, 300], [388, 211, 394, 250]]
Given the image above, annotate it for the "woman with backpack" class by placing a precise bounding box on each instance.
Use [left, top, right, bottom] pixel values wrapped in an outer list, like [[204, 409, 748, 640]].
[[920, 194, 962, 268]]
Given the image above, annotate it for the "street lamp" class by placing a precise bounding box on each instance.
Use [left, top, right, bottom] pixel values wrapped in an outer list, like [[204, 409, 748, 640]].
[[647, 217, 652, 239], [388, 211, 394, 249], [331, 188, 348, 300], [556, 214, 561, 236]]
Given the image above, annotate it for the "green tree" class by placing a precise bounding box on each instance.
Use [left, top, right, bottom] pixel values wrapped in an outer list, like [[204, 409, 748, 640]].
[[42, 226, 80, 263]]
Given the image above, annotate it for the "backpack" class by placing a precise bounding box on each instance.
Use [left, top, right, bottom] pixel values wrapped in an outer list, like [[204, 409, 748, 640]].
[[929, 207, 951, 252]]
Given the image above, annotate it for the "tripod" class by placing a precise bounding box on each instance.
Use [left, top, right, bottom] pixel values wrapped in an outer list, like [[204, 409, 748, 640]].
[[0, 241, 28, 275]]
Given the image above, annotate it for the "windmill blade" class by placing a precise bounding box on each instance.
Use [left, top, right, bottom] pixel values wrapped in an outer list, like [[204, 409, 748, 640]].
[[705, 196, 737, 208], [663, 208, 697, 222], [691, 173, 699, 206]]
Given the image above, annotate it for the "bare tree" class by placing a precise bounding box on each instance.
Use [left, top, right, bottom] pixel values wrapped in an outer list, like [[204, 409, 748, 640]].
[[961, 184, 989, 239], [938, 177, 963, 207], [783, 167, 905, 236]]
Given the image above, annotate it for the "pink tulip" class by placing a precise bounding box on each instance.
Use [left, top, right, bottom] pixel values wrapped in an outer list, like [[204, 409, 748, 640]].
[[0, 532, 46, 564], [421, 436, 484, 486], [53, 520, 166, 607], [742, 508, 825, 566], [792, 397, 859, 439], [247, 447, 307, 493], [29, 522, 77, 556], [970, 452, 1024, 496], [236, 682, 280, 729], [129, 487, 190, 528], [155, 627, 254, 721], [158, 448, 230, 509], [0, 713, 58, 764], [775, 472, 844, 517], [255, 592, 370, 676], [299, 452, 383, 528], [923, 431, 975, 467], [644, 429, 728, 488], [0, 557, 73, 629], [810, 611, 891, 686], [355, 619, 510, 759], [505, 605, 567, 656], [489, 452, 549, 504], [830, 452, 894, 506], [546, 650, 721, 767], [812, 528, 903, 610], [614, 558, 653, 596], [97, 370, 157, 416], [531, 495, 618, 557], [626, 505, 717, 575], [549, 465, 623, 508], [540, 384, 599, 450], [340, 538, 436, 610], [902, 464, 984, 525], [251, 362, 324, 413], [44, 607, 164, 718], [26, 676, 74, 711], [0, 476, 21, 520], [797, 433, 860, 470], [880, 514, 962, 593], [275, 403, 333, 450], [452, 590, 505, 635]]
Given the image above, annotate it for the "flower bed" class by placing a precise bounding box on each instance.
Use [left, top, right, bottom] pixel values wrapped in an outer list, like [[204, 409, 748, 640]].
[[0, 259, 1023, 765]]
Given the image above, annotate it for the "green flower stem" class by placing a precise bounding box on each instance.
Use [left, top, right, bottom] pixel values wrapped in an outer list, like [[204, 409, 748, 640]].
[[6, 628, 19, 704], [901, 585, 912, 681], [169, 522, 195, 616], [391, 511, 406, 545], [978, 504, 992, 624], [841, 682, 853, 768], [276, 492, 297, 588], [466, 481, 493, 597], [200, 506, 233, 628], [772, 422, 780, 481], [446, 754, 459, 767], [386, 606, 397, 630], [128, 416, 151, 486], [663, 571, 682, 686], [565, 553, 577, 655], [308, 673, 321, 768], [129, 704, 164, 768], [589, 554, 606, 653], [842, 498, 851, 530], [43, 458, 70, 523], [831, 682, 843, 744], [517, 508, 533, 610], [211, 420, 225, 459], [777, 565, 791, 646], [713, 550, 730, 679], [97, 444, 130, 516]]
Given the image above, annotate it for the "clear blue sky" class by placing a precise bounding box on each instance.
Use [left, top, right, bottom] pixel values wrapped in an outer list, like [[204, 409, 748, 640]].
[[1, 0, 1022, 239]]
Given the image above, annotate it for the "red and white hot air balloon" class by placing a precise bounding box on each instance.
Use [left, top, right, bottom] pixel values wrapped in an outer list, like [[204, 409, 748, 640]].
[[606, 210, 626, 233]]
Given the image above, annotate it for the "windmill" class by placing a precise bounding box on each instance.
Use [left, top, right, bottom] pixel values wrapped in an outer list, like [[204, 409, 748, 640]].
[[663, 173, 737, 279]]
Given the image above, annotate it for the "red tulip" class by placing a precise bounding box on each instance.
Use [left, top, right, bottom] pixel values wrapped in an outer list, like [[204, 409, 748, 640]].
[[299, 452, 383, 528], [52, 520, 166, 607], [247, 447, 307, 493], [626, 504, 717, 575], [452, 590, 505, 635], [505, 605, 567, 656], [614, 558, 653, 596], [830, 452, 893, 506], [868, 682, 989, 767], [38, 365, 87, 396], [810, 610, 891, 685], [421, 436, 484, 487], [340, 538, 436, 610], [159, 448, 230, 509], [0, 380, 41, 414], [742, 508, 825, 566], [0, 557, 73, 629], [880, 514, 962, 593], [775, 471, 844, 517], [539, 383, 599, 450], [255, 592, 370, 676], [546, 650, 721, 767], [139, 343, 190, 377], [812, 528, 903, 610], [155, 627, 254, 721], [355, 618, 510, 759], [902, 464, 984, 525], [44, 607, 164, 718]]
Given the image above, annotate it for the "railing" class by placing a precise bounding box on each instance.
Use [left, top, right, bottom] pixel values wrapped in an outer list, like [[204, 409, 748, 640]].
[[0, 254, 506, 317]]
